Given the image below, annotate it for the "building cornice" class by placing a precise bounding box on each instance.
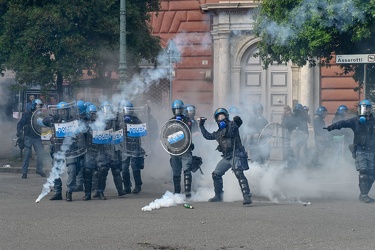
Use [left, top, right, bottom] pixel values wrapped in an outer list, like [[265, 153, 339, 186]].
[[200, 2, 261, 13]]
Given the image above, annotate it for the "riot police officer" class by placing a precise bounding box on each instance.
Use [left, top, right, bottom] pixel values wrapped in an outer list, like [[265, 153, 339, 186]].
[[168, 100, 195, 198], [45, 101, 87, 201], [312, 106, 331, 166], [199, 108, 252, 205], [120, 100, 146, 194], [16, 98, 46, 179], [82, 104, 99, 200], [94, 101, 125, 200], [74, 99, 87, 192], [245, 103, 269, 164], [325, 100, 375, 203]]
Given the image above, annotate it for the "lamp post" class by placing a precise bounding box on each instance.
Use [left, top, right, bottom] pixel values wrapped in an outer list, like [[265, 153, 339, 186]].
[[118, 0, 127, 86], [167, 40, 179, 107]]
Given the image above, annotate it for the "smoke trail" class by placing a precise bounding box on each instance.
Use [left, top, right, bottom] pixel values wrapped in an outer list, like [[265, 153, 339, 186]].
[[35, 121, 87, 203], [142, 190, 186, 211], [257, 0, 365, 46], [35, 137, 72, 203]]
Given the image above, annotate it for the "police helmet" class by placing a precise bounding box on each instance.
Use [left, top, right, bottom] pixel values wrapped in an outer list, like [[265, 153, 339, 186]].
[[214, 108, 229, 122], [120, 100, 133, 116], [228, 106, 240, 115], [295, 103, 303, 111], [171, 100, 184, 116], [57, 101, 68, 109], [100, 101, 114, 115], [316, 106, 328, 117], [77, 100, 86, 115], [337, 105, 348, 115], [185, 104, 196, 118], [358, 100, 372, 116], [31, 99, 43, 110], [86, 104, 98, 119]]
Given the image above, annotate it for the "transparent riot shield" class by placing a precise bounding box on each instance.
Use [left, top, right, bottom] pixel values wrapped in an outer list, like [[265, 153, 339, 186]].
[[121, 105, 150, 157]]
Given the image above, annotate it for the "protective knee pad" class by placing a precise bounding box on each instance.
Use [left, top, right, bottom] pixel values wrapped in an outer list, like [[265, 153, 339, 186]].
[[112, 168, 122, 176], [83, 168, 92, 176], [212, 172, 222, 181], [234, 170, 245, 180], [98, 166, 108, 176]]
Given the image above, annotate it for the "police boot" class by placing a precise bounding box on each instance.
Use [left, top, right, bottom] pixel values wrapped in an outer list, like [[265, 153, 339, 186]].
[[113, 170, 126, 196], [122, 171, 132, 194], [83, 169, 92, 201], [235, 170, 252, 206], [49, 193, 63, 201], [184, 173, 192, 198], [97, 191, 106, 200], [359, 174, 375, 203], [91, 170, 98, 192], [132, 170, 143, 194], [66, 191, 72, 202], [208, 174, 223, 202], [173, 175, 181, 194]]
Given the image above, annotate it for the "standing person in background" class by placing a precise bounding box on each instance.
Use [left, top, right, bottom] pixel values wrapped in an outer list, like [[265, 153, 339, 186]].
[[282, 103, 309, 168], [199, 108, 252, 205], [331, 105, 354, 165], [25, 94, 35, 112], [17, 99, 46, 179], [244, 103, 269, 164], [312, 106, 330, 167]]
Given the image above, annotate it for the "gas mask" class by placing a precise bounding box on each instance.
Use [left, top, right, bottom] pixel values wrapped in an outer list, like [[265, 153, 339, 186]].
[[216, 114, 227, 129]]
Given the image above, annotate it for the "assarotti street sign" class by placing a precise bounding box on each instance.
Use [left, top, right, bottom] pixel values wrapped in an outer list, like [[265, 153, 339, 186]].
[[336, 54, 375, 64]]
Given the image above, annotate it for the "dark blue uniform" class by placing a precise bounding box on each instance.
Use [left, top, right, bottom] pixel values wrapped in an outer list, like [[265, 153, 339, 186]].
[[200, 118, 251, 205], [328, 115, 375, 202]]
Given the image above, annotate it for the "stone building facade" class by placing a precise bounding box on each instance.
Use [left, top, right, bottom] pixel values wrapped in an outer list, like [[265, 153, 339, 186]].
[[151, 0, 362, 121]]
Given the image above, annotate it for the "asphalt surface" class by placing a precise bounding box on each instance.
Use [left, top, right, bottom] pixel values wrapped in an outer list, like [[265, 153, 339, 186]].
[[2, 155, 375, 250]]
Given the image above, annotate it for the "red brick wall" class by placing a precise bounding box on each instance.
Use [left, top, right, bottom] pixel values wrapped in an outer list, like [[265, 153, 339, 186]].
[[150, 0, 214, 116], [320, 55, 362, 120]]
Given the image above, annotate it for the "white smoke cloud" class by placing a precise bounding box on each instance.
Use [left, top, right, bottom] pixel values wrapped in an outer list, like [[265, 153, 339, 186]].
[[257, 0, 365, 46], [142, 190, 186, 211]]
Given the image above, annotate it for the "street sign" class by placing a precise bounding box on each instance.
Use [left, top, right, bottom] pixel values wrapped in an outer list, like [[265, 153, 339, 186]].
[[336, 54, 375, 64]]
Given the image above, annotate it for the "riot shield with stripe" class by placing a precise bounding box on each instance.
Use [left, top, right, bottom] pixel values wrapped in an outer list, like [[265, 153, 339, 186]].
[[31, 108, 52, 141], [48, 101, 87, 159], [121, 105, 149, 157], [160, 119, 192, 156]]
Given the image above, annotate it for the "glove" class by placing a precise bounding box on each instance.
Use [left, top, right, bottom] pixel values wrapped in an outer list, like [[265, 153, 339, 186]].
[[233, 116, 243, 127], [36, 118, 45, 127], [324, 125, 334, 132], [198, 117, 206, 127]]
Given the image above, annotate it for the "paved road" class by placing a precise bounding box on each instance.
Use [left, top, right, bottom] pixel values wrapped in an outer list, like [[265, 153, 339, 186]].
[[2, 164, 375, 250]]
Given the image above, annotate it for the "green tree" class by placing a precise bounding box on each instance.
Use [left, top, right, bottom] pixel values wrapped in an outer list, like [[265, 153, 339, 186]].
[[254, 0, 375, 97], [0, 0, 161, 97]]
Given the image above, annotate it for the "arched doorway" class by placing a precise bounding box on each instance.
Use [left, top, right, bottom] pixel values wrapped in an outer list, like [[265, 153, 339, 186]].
[[240, 44, 292, 123]]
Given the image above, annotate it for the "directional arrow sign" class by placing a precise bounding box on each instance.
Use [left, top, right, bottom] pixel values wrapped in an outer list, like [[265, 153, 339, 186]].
[[336, 54, 375, 64]]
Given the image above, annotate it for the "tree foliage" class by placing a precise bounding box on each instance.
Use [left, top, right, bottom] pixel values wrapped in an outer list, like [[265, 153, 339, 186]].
[[0, 0, 161, 94], [254, 0, 375, 94]]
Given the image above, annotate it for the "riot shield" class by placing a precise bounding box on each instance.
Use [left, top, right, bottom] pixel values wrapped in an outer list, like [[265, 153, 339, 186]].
[[258, 122, 283, 146], [31, 108, 52, 141], [121, 105, 150, 157], [48, 101, 87, 159], [160, 119, 192, 156]]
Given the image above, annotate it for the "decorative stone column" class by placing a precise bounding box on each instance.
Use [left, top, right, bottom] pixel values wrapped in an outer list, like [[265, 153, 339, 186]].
[[212, 31, 231, 109], [300, 64, 314, 111]]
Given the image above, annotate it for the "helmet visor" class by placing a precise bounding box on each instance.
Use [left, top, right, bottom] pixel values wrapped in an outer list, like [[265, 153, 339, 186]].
[[216, 114, 226, 121], [359, 104, 371, 116]]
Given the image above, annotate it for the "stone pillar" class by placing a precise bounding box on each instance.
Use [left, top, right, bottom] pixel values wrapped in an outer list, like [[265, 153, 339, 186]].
[[212, 31, 231, 109], [231, 66, 241, 107], [300, 64, 314, 111]]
